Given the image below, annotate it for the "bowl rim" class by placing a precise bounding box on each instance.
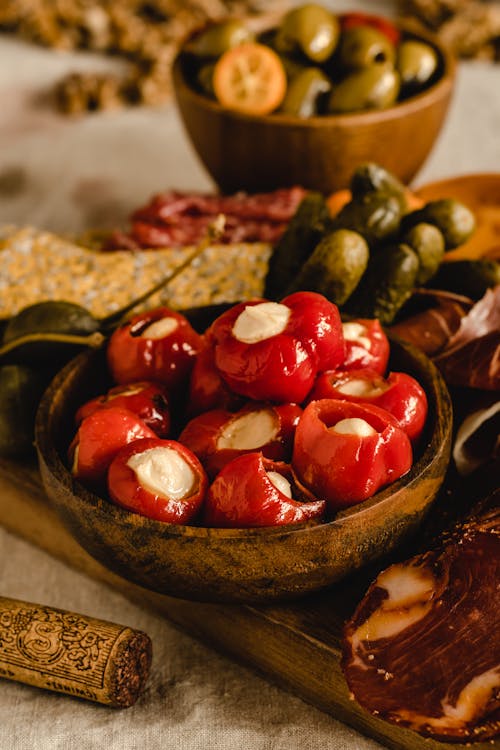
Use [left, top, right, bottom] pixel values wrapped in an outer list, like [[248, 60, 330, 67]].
[[35, 333, 452, 542], [172, 19, 456, 130]]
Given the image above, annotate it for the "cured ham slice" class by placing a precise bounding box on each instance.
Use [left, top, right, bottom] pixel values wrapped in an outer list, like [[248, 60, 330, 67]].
[[342, 503, 500, 742]]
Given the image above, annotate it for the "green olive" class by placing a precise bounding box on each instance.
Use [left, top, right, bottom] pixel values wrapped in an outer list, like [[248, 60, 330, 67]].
[[185, 20, 254, 59], [328, 64, 400, 113], [339, 26, 396, 70], [196, 62, 216, 97], [280, 67, 331, 117], [397, 40, 438, 89], [275, 4, 339, 63], [402, 222, 445, 284], [0, 365, 49, 457]]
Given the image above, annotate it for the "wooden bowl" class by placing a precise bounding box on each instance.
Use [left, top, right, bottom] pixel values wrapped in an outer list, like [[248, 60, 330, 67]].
[[35, 328, 452, 604], [172, 23, 456, 195]]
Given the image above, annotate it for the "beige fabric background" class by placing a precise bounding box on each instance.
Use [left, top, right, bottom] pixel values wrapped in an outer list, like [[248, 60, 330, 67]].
[[0, 1, 499, 747]]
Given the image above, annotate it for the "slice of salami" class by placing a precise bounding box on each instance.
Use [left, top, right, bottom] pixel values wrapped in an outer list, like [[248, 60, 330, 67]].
[[342, 502, 500, 742], [102, 187, 307, 250]]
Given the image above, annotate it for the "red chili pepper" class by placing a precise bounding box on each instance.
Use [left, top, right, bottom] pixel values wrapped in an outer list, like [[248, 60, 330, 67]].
[[107, 438, 208, 524], [340, 319, 389, 375], [75, 381, 171, 437], [187, 344, 244, 417], [308, 368, 428, 443], [211, 292, 345, 403], [339, 12, 401, 45], [69, 407, 156, 484], [106, 307, 204, 390], [292, 400, 412, 509], [179, 402, 302, 478], [203, 452, 326, 528]]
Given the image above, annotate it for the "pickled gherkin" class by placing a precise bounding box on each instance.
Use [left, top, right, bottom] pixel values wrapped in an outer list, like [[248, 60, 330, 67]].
[[428, 259, 500, 299], [285, 229, 369, 304], [265, 192, 331, 299], [401, 199, 476, 250], [0, 365, 49, 457], [345, 243, 419, 324], [350, 162, 408, 211], [402, 222, 445, 285], [332, 191, 402, 247]]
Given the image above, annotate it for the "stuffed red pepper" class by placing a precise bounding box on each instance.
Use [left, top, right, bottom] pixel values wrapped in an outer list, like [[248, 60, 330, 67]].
[[293, 400, 412, 509], [107, 438, 208, 524], [75, 381, 171, 437], [203, 452, 326, 528], [211, 292, 345, 403], [340, 319, 390, 374], [179, 402, 302, 478], [106, 307, 203, 390], [308, 368, 428, 443]]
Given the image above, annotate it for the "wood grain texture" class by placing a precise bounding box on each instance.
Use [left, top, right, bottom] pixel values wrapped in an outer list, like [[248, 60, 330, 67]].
[[0, 457, 497, 750]]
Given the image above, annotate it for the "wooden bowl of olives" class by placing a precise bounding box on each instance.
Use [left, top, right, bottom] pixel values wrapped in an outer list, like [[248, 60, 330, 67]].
[[35, 302, 452, 604], [172, 7, 455, 195]]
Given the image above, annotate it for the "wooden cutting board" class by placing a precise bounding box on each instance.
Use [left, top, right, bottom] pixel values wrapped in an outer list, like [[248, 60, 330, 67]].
[[0, 456, 497, 750]]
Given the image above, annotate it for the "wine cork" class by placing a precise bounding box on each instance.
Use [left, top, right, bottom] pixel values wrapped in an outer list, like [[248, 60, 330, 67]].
[[0, 597, 152, 707]]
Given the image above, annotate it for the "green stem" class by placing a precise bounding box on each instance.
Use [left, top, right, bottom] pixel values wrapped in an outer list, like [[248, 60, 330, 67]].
[[0, 331, 105, 361]]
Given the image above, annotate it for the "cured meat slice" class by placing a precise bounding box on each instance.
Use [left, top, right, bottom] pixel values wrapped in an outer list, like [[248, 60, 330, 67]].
[[103, 187, 307, 250], [342, 503, 500, 742]]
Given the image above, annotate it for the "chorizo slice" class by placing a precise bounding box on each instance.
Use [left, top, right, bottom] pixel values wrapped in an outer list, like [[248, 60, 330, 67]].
[[342, 504, 500, 742]]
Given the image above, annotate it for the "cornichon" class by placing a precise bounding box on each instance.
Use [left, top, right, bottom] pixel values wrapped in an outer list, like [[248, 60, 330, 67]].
[[402, 222, 445, 285], [285, 228, 369, 305], [264, 192, 331, 300], [401, 198, 476, 249], [428, 259, 500, 299], [345, 243, 420, 324], [350, 162, 408, 211], [331, 191, 402, 247]]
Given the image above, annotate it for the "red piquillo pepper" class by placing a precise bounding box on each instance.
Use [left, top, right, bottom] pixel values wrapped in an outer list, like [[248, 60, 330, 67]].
[[308, 368, 428, 443], [292, 400, 412, 509], [69, 407, 156, 484], [340, 319, 389, 375], [203, 453, 326, 528], [106, 307, 203, 390], [210, 292, 345, 403], [75, 381, 171, 437], [107, 438, 207, 524], [178, 402, 302, 478]]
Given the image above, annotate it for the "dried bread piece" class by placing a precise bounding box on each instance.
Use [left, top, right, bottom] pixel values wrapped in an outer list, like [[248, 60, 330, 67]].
[[0, 225, 271, 320]]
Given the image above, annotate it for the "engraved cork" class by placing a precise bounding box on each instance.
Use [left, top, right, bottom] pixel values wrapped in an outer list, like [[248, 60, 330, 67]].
[[0, 597, 152, 707]]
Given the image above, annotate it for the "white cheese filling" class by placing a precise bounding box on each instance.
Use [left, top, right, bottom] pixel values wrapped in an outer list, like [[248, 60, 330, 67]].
[[127, 446, 196, 501], [266, 471, 292, 498], [232, 302, 291, 344], [141, 317, 179, 339], [337, 378, 384, 397], [342, 321, 371, 350], [217, 409, 278, 450], [109, 384, 144, 399], [331, 417, 377, 437]]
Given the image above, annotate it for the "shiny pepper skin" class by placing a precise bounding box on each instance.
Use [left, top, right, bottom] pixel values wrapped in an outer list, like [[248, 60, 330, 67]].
[[75, 381, 171, 437], [340, 318, 390, 374], [211, 292, 345, 403], [308, 368, 428, 443], [107, 437, 208, 524], [292, 399, 412, 509], [106, 307, 204, 391], [203, 452, 326, 528]]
